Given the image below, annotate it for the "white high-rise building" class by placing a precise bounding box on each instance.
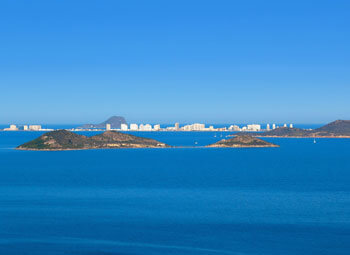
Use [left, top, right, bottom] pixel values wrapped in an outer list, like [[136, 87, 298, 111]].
[[229, 125, 240, 131], [247, 124, 261, 131], [182, 123, 205, 131], [130, 124, 138, 130], [23, 125, 28, 131], [283, 123, 287, 127], [266, 124, 270, 130], [144, 124, 152, 131], [153, 124, 161, 131], [290, 123, 293, 128], [272, 123, 276, 129], [192, 123, 205, 131], [4, 124, 19, 131], [138, 124, 152, 131], [121, 124, 128, 131], [29, 125, 41, 131], [106, 123, 111, 130]]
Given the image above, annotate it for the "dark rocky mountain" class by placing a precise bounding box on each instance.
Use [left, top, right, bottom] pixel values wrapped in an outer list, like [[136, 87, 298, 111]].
[[312, 120, 350, 136], [207, 135, 279, 148], [17, 130, 169, 150], [79, 116, 127, 129]]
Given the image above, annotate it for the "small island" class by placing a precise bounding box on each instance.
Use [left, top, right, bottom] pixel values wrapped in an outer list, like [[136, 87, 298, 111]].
[[16, 130, 170, 150], [207, 135, 279, 148]]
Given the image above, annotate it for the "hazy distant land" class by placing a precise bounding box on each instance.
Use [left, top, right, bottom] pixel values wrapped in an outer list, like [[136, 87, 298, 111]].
[[78, 116, 127, 130], [245, 120, 350, 138]]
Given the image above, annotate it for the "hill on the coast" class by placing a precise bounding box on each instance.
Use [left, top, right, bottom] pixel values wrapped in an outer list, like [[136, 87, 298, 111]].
[[312, 120, 350, 136], [247, 120, 350, 138], [17, 130, 169, 150], [79, 116, 127, 129], [207, 135, 279, 148]]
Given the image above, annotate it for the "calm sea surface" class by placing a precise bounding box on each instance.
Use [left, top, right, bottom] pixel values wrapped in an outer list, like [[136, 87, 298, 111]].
[[0, 130, 349, 255]]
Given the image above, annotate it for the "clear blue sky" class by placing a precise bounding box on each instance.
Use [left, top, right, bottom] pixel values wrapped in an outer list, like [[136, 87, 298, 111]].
[[1, 0, 349, 124]]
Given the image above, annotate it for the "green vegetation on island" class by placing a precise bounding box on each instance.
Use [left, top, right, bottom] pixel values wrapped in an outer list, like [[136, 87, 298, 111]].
[[16, 130, 169, 150]]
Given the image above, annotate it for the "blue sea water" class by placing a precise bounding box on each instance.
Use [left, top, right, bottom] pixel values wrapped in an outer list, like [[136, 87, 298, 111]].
[[0, 130, 350, 255]]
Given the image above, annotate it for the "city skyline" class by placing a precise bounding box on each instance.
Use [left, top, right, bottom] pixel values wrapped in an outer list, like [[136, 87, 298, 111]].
[[0, 118, 313, 126], [2, 121, 293, 132]]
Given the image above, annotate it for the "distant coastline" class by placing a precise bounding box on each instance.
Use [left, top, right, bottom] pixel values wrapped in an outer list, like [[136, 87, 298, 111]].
[[4, 119, 350, 139], [231, 120, 350, 139]]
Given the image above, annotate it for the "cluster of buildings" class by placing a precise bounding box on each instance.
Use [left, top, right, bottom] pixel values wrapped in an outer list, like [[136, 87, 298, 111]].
[[111, 123, 213, 131], [2, 122, 294, 132], [180, 123, 226, 131], [228, 124, 262, 131], [228, 123, 293, 132], [119, 123, 160, 131], [2, 124, 48, 131], [268, 123, 293, 130], [105, 122, 294, 132]]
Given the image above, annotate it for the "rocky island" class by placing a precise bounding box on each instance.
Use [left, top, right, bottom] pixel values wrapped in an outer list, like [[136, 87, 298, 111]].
[[207, 135, 279, 148], [16, 130, 169, 150]]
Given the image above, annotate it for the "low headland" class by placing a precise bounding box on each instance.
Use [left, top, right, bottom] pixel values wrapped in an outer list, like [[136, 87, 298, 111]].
[[207, 135, 279, 148]]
